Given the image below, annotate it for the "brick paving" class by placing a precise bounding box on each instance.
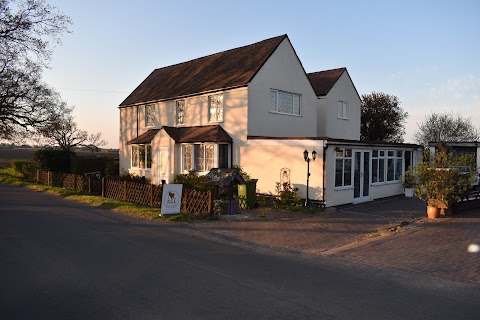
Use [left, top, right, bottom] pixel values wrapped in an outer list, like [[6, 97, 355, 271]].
[[333, 212, 480, 285], [191, 196, 480, 285]]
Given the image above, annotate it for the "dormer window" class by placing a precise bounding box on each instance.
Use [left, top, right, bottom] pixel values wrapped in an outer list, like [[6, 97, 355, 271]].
[[145, 104, 155, 127]]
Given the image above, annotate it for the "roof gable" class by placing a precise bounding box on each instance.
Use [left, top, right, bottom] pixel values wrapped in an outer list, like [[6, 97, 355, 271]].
[[120, 35, 287, 107], [307, 68, 346, 96]]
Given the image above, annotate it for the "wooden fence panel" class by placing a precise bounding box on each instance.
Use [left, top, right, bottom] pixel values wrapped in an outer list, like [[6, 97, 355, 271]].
[[104, 179, 125, 201], [126, 182, 150, 206], [182, 189, 212, 215]]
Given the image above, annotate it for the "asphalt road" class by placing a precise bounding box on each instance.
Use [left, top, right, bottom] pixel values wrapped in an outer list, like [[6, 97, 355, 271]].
[[1, 183, 479, 319]]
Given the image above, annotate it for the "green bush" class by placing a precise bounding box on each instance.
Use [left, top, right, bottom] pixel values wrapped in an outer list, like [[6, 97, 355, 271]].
[[171, 170, 211, 191], [11, 160, 36, 179], [33, 149, 75, 172], [275, 182, 302, 206]]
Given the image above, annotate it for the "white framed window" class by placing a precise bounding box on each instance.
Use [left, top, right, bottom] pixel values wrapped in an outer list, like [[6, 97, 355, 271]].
[[176, 100, 185, 125], [386, 150, 403, 181], [131, 145, 152, 169], [337, 101, 349, 119], [208, 94, 223, 122], [372, 150, 386, 183], [182, 143, 229, 173], [145, 104, 155, 127], [270, 89, 301, 116], [335, 148, 353, 187]]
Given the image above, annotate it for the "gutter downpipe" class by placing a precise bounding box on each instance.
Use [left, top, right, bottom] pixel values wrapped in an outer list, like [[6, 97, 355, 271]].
[[322, 140, 328, 207]]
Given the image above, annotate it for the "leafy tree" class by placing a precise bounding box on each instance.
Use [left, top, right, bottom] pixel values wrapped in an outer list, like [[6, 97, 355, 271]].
[[414, 111, 479, 146], [36, 111, 107, 151], [360, 92, 408, 143], [0, 0, 72, 140]]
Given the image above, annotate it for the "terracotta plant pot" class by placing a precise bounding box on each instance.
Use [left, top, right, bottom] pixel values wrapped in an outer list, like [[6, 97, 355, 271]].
[[427, 205, 440, 219]]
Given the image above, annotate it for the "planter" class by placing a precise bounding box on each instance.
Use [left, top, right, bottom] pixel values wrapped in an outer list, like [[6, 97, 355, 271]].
[[426, 205, 440, 219], [404, 188, 414, 197]]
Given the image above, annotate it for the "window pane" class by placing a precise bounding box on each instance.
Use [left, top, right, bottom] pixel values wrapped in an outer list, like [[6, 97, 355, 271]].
[[395, 158, 402, 180], [372, 150, 378, 157], [146, 105, 155, 127], [387, 159, 394, 181], [379, 159, 385, 182], [139, 145, 146, 169], [132, 146, 138, 167], [270, 90, 277, 112], [372, 159, 378, 183], [194, 144, 204, 172], [345, 149, 352, 157], [344, 159, 352, 186], [278, 91, 293, 114], [183, 145, 193, 172], [396, 151, 402, 157], [293, 94, 300, 115], [146, 145, 152, 169], [405, 151, 412, 171], [388, 150, 395, 157], [335, 159, 343, 187], [176, 100, 185, 125], [218, 144, 229, 168], [338, 101, 343, 118], [205, 145, 214, 171]]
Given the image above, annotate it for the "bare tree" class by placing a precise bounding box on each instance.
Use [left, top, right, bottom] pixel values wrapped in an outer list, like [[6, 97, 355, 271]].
[[0, 0, 72, 139], [414, 111, 480, 146], [37, 112, 107, 151], [361, 92, 408, 143]]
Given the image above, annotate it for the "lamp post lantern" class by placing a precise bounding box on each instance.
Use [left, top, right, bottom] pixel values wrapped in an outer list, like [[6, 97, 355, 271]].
[[303, 149, 316, 207]]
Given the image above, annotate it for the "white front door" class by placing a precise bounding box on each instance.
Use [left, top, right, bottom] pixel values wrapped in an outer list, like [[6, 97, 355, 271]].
[[353, 150, 370, 202], [157, 148, 169, 184]]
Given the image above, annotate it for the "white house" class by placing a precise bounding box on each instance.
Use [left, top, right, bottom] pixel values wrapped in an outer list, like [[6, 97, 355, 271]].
[[118, 34, 422, 207]]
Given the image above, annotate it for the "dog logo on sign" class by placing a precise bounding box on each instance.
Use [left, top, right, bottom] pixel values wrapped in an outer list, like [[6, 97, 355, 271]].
[[164, 190, 180, 208]]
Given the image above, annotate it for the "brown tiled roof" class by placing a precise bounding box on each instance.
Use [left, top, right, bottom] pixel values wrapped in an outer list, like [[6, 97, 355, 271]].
[[162, 125, 232, 143], [120, 35, 288, 107], [127, 129, 160, 145], [307, 68, 346, 96]]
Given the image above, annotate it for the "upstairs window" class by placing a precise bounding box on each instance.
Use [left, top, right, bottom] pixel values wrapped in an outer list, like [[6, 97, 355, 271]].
[[270, 89, 301, 116], [337, 101, 349, 119], [145, 105, 155, 127], [208, 94, 223, 122], [176, 100, 185, 125]]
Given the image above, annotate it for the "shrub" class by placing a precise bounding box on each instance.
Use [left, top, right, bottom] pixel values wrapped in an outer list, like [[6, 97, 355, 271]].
[[11, 160, 36, 179], [171, 170, 211, 191], [33, 149, 75, 172], [275, 182, 302, 206]]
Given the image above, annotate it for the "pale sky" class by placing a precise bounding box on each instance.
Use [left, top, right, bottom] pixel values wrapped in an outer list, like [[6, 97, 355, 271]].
[[42, 0, 480, 148]]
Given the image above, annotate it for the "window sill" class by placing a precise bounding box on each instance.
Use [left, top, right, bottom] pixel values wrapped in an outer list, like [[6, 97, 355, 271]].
[[269, 111, 302, 117], [334, 186, 354, 191], [337, 117, 349, 120]]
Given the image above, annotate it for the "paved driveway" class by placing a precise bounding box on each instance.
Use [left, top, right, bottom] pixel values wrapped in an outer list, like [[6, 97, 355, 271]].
[[190, 196, 480, 285]]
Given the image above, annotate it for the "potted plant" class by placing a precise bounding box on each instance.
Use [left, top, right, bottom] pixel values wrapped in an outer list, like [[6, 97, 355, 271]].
[[400, 168, 416, 197], [414, 150, 475, 218]]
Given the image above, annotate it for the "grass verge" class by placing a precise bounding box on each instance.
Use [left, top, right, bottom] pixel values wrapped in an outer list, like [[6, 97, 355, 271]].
[[0, 167, 193, 221]]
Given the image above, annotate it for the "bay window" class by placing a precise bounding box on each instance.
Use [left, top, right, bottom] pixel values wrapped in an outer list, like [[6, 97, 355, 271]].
[[131, 145, 152, 169]]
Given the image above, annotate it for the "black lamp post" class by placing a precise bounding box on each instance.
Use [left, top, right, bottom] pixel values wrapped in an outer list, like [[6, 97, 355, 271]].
[[303, 149, 317, 207]]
